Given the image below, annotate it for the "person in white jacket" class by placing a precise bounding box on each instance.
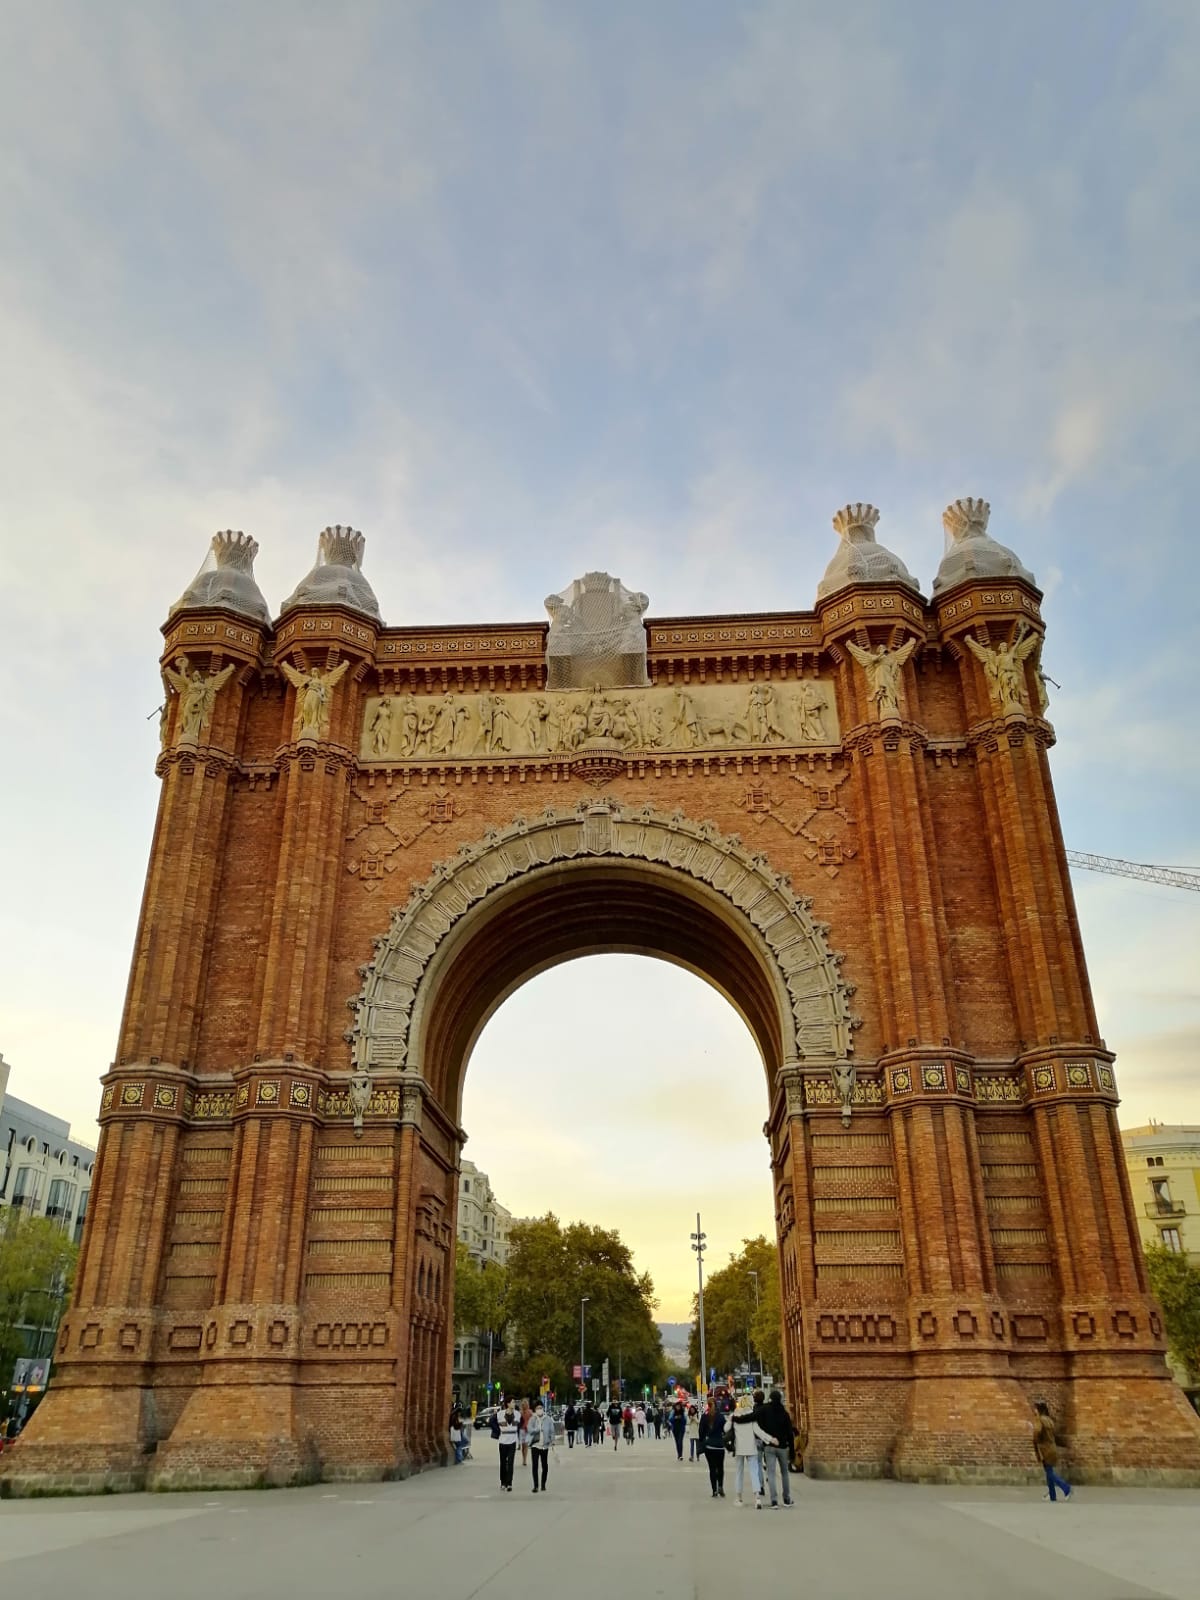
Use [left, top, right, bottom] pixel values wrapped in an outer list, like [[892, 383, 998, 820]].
[[727, 1393, 776, 1508]]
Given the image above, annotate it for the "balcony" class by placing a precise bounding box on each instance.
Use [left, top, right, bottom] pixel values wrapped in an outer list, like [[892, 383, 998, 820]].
[[1145, 1198, 1186, 1218]]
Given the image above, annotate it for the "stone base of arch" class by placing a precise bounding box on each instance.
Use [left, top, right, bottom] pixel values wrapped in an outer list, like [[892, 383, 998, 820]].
[[145, 1379, 322, 1491]]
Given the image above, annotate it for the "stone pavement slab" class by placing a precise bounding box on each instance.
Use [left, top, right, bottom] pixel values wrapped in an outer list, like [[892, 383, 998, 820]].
[[0, 1431, 1196, 1600]]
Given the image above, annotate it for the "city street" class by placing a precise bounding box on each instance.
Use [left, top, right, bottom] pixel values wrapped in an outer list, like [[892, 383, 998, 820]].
[[0, 1432, 1197, 1600]]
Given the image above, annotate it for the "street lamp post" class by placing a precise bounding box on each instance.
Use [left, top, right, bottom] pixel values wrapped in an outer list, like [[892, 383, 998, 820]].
[[691, 1213, 707, 1396], [580, 1296, 589, 1394]]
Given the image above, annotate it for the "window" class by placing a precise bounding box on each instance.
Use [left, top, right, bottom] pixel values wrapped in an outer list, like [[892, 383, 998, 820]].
[[463, 1180, 470, 1193], [1162, 1228, 1183, 1253], [11, 1166, 41, 1209], [46, 1178, 76, 1226]]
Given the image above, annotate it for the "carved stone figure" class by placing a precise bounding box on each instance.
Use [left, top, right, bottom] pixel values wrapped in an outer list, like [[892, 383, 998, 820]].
[[846, 637, 918, 721], [964, 628, 1040, 717], [670, 687, 702, 749], [831, 1062, 856, 1128], [795, 682, 827, 742], [348, 1070, 373, 1140], [164, 655, 236, 744], [369, 696, 393, 757], [281, 658, 351, 739], [397, 695, 419, 757], [746, 683, 787, 744]]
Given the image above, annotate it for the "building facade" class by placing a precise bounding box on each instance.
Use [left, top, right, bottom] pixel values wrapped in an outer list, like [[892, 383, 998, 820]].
[[5, 509, 1200, 1494], [452, 1159, 511, 1402], [456, 1159, 512, 1268], [0, 1086, 96, 1249], [1123, 1124, 1200, 1264]]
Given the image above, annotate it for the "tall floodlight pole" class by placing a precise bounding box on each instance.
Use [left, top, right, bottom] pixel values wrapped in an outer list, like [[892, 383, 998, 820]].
[[580, 1296, 589, 1392], [691, 1213, 707, 1397], [748, 1268, 760, 1374]]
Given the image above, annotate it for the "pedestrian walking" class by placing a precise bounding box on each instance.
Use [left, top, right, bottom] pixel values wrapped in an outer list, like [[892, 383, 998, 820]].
[[607, 1399, 623, 1450], [670, 1400, 687, 1460], [519, 1399, 533, 1466], [757, 1389, 796, 1506], [622, 1405, 635, 1446], [1032, 1401, 1072, 1502], [529, 1402, 555, 1493], [652, 1405, 663, 1440], [449, 1406, 467, 1465], [635, 1404, 646, 1438], [686, 1405, 700, 1460], [564, 1402, 578, 1448], [729, 1393, 776, 1508], [497, 1401, 519, 1492], [702, 1400, 728, 1498]]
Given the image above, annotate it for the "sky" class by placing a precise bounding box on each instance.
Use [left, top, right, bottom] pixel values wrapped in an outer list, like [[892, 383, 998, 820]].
[[1, 1, 1197, 1320]]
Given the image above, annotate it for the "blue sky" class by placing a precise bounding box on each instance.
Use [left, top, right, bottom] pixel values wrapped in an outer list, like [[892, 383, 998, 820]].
[[1, 2, 1197, 1316]]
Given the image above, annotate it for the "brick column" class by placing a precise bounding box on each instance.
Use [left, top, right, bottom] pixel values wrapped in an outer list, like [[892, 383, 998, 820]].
[[147, 623, 373, 1488], [944, 584, 1200, 1480], [822, 592, 1035, 1478], [1, 624, 262, 1494]]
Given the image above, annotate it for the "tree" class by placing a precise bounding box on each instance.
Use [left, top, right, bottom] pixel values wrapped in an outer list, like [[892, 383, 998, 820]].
[[0, 1212, 79, 1385], [688, 1235, 781, 1381], [453, 1243, 508, 1339], [1145, 1244, 1200, 1384], [501, 1214, 663, 1398]]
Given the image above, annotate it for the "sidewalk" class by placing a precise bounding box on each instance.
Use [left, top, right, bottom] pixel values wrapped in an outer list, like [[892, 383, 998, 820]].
[[1, 1428, 1196, 1599]]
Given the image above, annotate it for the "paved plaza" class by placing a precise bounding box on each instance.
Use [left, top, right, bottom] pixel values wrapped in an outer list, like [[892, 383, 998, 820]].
[[1, 1432, 1197, 1600]]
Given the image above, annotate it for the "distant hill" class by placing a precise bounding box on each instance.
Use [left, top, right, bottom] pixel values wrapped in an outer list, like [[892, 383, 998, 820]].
[[657, 1321, 691, 1368]]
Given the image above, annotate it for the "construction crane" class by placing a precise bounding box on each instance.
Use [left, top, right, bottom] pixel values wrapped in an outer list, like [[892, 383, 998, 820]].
[[1065, 851, 1200, 893]]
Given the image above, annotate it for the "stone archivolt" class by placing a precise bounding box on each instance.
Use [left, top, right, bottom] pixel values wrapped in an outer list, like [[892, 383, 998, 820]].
[[360, 679, 837, 762], [349, 799, 859, 1080]]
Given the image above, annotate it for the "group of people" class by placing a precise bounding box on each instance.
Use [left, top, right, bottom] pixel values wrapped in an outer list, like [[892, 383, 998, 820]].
[[486, 1398, 558, 1493], [458, 1390, 1073, 1507]]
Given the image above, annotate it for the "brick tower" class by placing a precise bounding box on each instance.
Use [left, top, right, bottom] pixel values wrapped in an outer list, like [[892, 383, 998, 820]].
[[5, 506, 1198, 1494]]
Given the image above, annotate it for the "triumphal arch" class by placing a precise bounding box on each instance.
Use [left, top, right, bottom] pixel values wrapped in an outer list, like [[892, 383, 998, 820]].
[[7, 504, 1199, 1493]]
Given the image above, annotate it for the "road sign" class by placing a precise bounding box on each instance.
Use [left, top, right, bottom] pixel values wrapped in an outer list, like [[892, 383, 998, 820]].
[[572, 1364, 582, 1378], [583, 1364, 591, 1379], [667, 1375, 675, 1387]]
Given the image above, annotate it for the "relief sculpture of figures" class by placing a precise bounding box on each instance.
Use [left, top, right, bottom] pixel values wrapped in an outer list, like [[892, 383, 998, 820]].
[[846, 637, 918, 721], [360, 679, 841, 760], [964, 626, 1039, 717], [164, 655, 236, 744], [281, 658, 351, 739]]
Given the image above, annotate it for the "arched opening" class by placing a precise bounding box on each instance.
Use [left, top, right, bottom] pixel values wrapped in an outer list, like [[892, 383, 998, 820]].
[[457, 953, 775, 1418]]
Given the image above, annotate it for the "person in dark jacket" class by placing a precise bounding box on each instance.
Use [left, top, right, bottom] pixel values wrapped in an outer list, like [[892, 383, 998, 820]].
[[757, 1389, 796, 1507], [669, 1400, 688, 1460], [564, 1402, 578, 1448], [701, 1399, 728, 1498]]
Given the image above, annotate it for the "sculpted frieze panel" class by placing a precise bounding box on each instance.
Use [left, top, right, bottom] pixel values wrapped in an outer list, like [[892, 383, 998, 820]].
[[360, 680, 839, 762]]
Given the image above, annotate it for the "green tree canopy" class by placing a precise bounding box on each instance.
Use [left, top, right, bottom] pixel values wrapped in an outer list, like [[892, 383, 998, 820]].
[[498, 1214, 663, 1398], [0, 1212, 78, 1385], [687, 1234, 781, 1381], [453, 1242, 509, 1337], [1145, 1244, 1200, 1384]]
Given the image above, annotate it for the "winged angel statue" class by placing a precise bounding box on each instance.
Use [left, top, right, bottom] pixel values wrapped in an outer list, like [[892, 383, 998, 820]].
[[280, 659, 351, 739], [163, 655, 236, 744], [845, 636, 918, 721], [964, 627, 1040, 717]]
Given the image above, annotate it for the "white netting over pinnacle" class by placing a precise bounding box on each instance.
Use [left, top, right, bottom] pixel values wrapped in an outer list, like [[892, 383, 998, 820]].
[[544, 571, 650, 691], [170, 530, 270, 624]]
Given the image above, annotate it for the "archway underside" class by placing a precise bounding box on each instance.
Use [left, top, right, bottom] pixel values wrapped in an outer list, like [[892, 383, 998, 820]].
[[422, 867, 786, 1117]]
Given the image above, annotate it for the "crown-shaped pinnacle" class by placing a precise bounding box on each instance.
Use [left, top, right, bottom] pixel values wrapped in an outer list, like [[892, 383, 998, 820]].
[[318, 525, 366, 568], [943, 498, 991, 542], [832, 503, 880, 542], [211, 530, 259, 570]]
